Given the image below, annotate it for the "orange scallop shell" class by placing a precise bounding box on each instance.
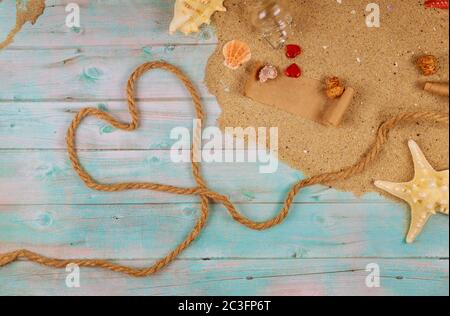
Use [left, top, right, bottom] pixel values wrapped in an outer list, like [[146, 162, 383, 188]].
[[222, 40, 252, 70]]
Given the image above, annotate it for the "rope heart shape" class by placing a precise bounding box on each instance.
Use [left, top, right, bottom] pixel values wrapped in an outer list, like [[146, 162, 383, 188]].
[[0, 61, 448, 277]]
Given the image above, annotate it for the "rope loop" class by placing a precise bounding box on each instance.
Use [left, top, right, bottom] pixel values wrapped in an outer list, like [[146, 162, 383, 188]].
[[0, 61, 448, 277]]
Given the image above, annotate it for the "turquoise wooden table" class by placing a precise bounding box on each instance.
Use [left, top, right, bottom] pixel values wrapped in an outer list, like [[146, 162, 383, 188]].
[[0, 0, 448, 296]]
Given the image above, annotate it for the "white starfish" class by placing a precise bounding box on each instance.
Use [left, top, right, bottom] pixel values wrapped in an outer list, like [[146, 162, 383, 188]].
[[375, 140, 449, 243]]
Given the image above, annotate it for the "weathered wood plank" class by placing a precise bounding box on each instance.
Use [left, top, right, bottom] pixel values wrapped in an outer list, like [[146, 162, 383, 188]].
[[0, 259, 447, 296], [0, 0, 218, 48], [0, 100, 220, 150], [0, 46, 216, 100], [0, 150, 386, 203], [1, 0, 447, 297], [0, 203, 448, 259]]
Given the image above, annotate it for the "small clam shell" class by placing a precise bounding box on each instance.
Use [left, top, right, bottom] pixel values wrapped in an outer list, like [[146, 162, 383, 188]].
[[259, 65, 278, 83], [223, 40, 252, 70]]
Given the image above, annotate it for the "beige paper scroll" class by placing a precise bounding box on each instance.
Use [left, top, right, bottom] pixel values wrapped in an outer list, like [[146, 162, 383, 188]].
[[244, 65, 355, 127], [424, 82, 449, 97]]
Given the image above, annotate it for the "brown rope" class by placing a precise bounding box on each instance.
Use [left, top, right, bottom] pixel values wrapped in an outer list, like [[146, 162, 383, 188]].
[[0, 61, 448, 277]]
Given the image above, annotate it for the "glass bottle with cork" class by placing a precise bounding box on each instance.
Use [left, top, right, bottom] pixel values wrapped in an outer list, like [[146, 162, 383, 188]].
[[250, 0, 293, 49]]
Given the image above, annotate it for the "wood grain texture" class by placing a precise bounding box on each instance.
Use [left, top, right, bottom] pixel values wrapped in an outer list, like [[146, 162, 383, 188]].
[[14, 98, 439, 160], [0, 0, 218, 47], [0, 0, 448, 296], [0, 46, 216, 100], [0, 150, 386, 204], [1, 203, 447, 260], [0, 100, 221, 150], [0, 259, 448, 296]]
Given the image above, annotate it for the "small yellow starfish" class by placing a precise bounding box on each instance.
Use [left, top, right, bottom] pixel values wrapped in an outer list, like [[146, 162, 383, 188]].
[[375, 140, 449, 243]]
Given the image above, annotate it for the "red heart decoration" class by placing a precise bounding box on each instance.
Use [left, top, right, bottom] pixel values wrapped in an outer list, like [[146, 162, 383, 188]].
[[285, 44, 302, 59], [424, 0, 449, 9], [285, 63, 302, 78]]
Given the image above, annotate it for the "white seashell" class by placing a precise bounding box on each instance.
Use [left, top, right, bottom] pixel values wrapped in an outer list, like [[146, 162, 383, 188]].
[[222, 40, 252, 70], [170, 0, 227, 35], [258, 65, 278, 83]]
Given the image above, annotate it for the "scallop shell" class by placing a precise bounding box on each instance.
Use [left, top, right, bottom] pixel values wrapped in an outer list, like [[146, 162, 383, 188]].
[[222, 40, 252, 70], [169, 0, 226, 35]]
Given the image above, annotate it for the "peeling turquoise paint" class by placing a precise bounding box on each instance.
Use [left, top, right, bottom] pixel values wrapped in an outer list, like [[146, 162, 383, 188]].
[[99, 124, 115, 134], [35, 163, 64, 180], [142, 47, 153, 58], [97, 103, 109, 112], [242, 191, 256, 201], [80, 67, 104, 83], [35, 212, 54, 228], [71, 26, 82, 34], [151, 141, 172, 150], [164, 44, 176, 53], [144, 156, 161, 165]]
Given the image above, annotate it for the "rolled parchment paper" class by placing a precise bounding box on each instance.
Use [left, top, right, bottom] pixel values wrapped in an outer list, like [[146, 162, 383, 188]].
[[322, 87, 355, 127], [424, 82, 449, 97], [244, 63, 355, 127]]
